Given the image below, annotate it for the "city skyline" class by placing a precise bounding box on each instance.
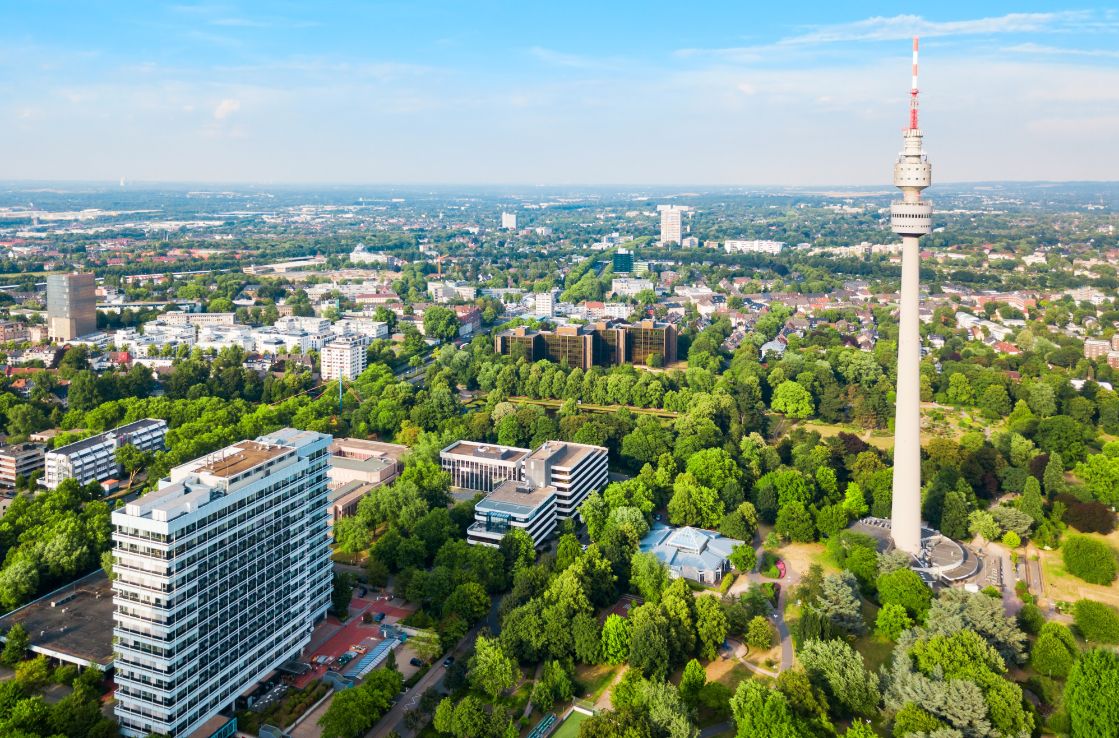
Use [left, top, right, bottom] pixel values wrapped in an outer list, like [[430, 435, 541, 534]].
[[4, 2, 1119, 185]]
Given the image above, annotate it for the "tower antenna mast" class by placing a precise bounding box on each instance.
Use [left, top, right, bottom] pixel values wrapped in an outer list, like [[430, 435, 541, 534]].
[[909, 37, 920, 130]]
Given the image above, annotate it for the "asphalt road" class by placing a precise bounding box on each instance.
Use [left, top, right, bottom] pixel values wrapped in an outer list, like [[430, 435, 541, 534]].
[[367, 597, 502, 738]]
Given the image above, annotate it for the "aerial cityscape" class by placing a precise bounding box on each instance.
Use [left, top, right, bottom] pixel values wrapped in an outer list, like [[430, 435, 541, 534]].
[[2, 4, 1119, 738]]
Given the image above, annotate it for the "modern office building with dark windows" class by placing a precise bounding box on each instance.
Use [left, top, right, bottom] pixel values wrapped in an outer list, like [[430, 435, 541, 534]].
[[46, 272, 97, 342], [111, 428, 332, 738], [494, 319, 677, 368]]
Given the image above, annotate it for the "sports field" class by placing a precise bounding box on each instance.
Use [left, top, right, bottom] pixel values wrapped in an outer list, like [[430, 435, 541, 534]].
[[553, 710, 589, 738]]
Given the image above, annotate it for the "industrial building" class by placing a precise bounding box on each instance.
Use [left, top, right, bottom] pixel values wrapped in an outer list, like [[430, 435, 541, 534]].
[[111, 428, 332, 738]]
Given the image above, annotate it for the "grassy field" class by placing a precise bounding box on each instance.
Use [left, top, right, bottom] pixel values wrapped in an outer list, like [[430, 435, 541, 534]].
[[552, 710, 589, 738], [1036, 530, 1119, 608], [574, 663, 620, 701]]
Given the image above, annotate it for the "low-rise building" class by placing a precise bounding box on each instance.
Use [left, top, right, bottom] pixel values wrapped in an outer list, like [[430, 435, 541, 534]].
[[468, 479, 557, 548], [639, 524, 743, 584], [43, 419, 167, 489]]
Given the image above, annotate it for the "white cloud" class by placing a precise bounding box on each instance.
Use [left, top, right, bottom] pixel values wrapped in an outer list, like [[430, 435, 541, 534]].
[[212, 98, 240, 120], [1003, 42, 1119, 59]]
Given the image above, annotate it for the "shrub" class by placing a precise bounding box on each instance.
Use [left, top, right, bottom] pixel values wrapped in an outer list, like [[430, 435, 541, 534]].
[[1018, 603, 1045, 635], [1073, 599, 1119, 643], [1062, 535, 1119, 585], [877, 568, 932, 620], [1030, 622, 1078, 678]]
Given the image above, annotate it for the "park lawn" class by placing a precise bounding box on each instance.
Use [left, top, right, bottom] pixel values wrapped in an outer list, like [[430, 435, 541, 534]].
[[712, 662, 759, 689], [1037, 532, 1119, 608], [552, 710, 589, 738], [574, 663, 620, 701]]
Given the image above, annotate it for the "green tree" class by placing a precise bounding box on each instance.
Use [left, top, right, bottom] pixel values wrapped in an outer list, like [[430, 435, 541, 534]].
[[875, 603, 913, 640], [1030, 622, 1078, 678], [939, 490, 970, 540], [1064, 648, 1119, 738], [876, 568, 932, 620], [601, 613, 631, 665], [1, 623, 29, 666], [771, 381, 814, 419], [775, 501, 815, 542], [680, 658, 707, 705], [842, 482, 868, 518], [667, 473, 723, 528], [696, 594, 730, 660], [423, 306, 460, 342], [1064, 535, 1119, 585], [1073, 599, 1119, 644], [729, 544, 757, 572], [730, 680, 800, 738], [631, 552, 669, 603], [800, 639, 881, 717], [746, 616, 774, 650], [469, 635, 521, 701]]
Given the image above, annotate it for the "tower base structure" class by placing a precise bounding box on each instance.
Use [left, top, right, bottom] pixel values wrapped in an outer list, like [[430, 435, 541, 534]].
[[851, 517, 977, 585]]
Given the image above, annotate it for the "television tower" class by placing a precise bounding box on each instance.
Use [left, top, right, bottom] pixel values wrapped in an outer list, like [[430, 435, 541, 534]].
[[890, 37, 933, 556]]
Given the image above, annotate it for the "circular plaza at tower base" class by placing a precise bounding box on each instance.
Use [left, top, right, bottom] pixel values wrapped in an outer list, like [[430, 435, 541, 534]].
[[850, 517, 980, 585]]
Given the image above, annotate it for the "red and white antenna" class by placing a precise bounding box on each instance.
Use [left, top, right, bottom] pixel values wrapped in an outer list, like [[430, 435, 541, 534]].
[[909, 36, 920, 130]]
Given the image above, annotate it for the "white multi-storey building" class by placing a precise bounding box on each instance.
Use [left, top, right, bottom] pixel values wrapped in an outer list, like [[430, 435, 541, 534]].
[[523, 441, 608, 518], [658, 205, 686, 245], [320, 337, 367, 381], [440, 441, 529, 493], [534, 292, 555, 318], [43, 419, 167, 489], [723, 239, 785, 255], [611, 278, 654, 298], [157, 312, 236, 327], [112, 428, 332, 738], [501, 212, 517, 230], [450, 439, 608, 547]]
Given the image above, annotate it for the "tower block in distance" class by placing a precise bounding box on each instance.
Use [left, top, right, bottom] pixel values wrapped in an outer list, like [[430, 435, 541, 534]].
[[889, 37, 933, 556]]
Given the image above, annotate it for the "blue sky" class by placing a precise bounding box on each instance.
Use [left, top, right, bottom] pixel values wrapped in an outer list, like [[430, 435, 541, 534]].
[[3, 2, 1118, 184]]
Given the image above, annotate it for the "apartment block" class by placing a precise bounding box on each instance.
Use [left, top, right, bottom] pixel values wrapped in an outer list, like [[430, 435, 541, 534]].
[[320, 337, 367, 381], [112, 428, 332, 738], [440, 440, 530, 493], [47, 272, 97, 342], [0, 443, 45, 488], [44, 419, 167, 489], [658, 205, 685, 245], [1085, 338, 1111, 360]]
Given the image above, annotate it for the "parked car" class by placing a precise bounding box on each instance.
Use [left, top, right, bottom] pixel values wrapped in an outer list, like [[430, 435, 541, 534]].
[[409, 657, 424, 667], [442, 657, 455, 668], [373, 612, 386, 623]]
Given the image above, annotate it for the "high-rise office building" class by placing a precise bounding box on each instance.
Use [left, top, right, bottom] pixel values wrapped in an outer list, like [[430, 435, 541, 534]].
[[613, 248, 634, 274], [889, 38, 934, 556], [112, 428, 332, 738], [47, 272, 97, 342], [658, 205, 685, 245]]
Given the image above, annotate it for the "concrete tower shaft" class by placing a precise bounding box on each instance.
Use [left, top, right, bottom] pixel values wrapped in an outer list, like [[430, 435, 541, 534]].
[[889, 40, 933, 557]]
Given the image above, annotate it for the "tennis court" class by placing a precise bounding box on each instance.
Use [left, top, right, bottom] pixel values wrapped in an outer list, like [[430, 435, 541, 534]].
[[552, 710, 589, 738]]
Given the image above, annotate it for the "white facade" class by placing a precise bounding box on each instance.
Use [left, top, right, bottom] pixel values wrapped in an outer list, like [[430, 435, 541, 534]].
[[468, 480, 557, 548], [534, 292, 555, 318], [723, 239, 785, 255], [524, 441, 608, 518], [43, 419, 167, 489], [501, 212, 517, 230], [157, 312, 236, 327], [440, 441, 529, 493], [658, 205, 685, 245], [112, 429, 332, 738], [611, 278, 654, 298], [320, 337, 367, 381]]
